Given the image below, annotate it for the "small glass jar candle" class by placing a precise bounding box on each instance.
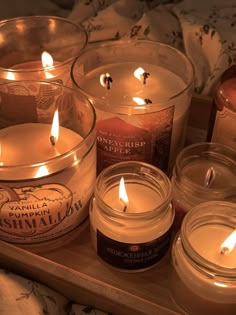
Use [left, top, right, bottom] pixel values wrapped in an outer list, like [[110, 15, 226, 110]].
[[90, 161, 174, 272], [0, 80, 96, 251], [171, 142, 236, 230], [71, 40, 194, 174], [0, 16, 87, 84], [171, 201, 236, 315]]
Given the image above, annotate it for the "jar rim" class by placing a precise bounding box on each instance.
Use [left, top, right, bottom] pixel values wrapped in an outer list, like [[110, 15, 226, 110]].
[[173, 142, 236, 196], [0, 81, 96, 180], [0, 16, 88, 73], [71, 39, 194, 109], [94, 161, 172, 219]]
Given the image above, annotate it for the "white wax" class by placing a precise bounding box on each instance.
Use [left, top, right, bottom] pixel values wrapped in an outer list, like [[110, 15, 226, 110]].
[[103, 182, 162, 213], [182, 160, 236, 189], [0, 123, 82, 165], [189, 225, 236, 268], [81, 63, 186, 104]]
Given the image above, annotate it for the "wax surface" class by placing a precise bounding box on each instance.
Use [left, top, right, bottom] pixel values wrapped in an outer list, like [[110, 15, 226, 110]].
[[189, 225, 236, 268], [80, 63, 186, 104], [103, 182, 162, 213], [182, 160, 236, 189], [0, 123, 82, 165]]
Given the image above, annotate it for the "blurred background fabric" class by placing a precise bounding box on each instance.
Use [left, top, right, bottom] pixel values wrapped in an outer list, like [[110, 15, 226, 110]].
[[68, 0, 236, 95], [0, 0, 235, 95]]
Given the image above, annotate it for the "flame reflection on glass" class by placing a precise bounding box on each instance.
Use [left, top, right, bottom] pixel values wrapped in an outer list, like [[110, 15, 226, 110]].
[[35, 165, 49, 178]]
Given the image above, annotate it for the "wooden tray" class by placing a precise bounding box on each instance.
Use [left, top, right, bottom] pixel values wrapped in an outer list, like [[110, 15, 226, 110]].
[[0, 224, 183, 315]]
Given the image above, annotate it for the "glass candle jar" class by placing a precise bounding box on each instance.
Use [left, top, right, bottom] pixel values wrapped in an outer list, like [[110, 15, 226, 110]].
[[171, 142, 236, 230], [0, 16, 87, 84], [71, 40, 194, 174], [90, 161, 174, 272], [171, 201, 236, 315], [208, 65, 236, 151], [0, 81, 96, 251]]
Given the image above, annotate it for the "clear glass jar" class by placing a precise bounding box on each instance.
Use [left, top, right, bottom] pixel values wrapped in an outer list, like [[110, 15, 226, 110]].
[[90, 161, 174, 272], [0, 16, 87, 84], [208, 65, 236, 150], [0, 81, 96, 251], [171, 201, 236, 315], [171, 142, 236, 230], [71, 40, 194, 174]]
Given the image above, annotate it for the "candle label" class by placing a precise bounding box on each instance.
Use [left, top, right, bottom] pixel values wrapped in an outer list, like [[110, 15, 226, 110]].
[[0, 144, 96, 245], [96, 228, 172, 270], [96, 106, 174, 174], [212, 107, 236, 150]]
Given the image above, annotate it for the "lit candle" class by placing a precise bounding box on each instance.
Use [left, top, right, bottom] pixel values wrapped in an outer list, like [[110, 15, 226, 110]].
[[0, 81, 96, 249], [89, 161, 174, 271], [171, 201, 236, 315], [8, 51, 64, 81], [171, 142, 236, 230], [71, 41, 194, 174], [189, 226, 236, 268]]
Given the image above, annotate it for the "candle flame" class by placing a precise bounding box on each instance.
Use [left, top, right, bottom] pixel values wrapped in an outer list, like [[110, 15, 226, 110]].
[[220, 230, 236, 255], [134, 67, 145, 81], [50, 109, 59, 145], [41, 51, 54, 68], [41, 51, 54, 79], [100, 73, 112, 89], [119, 177, 128, 212], [133, 97, 146, 105], [6, 72, 15, 80], [204, 167, 216, 187]]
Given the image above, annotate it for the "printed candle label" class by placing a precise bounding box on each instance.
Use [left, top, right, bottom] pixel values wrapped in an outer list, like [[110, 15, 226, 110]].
[[97, 229, 172, 270], [96, 106, 174, 174], [212, 107, 236, 150], [0, 143, 96, 245], [0, 182, 88, 244]]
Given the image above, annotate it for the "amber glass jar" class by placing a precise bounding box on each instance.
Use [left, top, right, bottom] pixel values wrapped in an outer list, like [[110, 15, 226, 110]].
[[208, 65, 236, 150]]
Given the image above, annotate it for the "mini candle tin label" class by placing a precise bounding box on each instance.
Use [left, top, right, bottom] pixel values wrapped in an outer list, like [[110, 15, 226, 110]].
[[96, 106, 174, 174], [97, 229, 172, 270]]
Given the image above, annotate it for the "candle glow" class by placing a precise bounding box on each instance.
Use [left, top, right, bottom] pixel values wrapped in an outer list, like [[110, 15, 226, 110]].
[[119, 177, 129, 212], [220, 230, 236, 255]]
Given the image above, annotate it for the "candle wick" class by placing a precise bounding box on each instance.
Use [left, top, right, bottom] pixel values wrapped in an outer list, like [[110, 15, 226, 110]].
[[104, 75, 113, 90], [123, 205, 127, 212], [220, 246, 229, 255], [50, 135, 56, 146], [142, 72, 150, 85], [144, 98, 152, 104], [204, 166, 216, 187]]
